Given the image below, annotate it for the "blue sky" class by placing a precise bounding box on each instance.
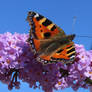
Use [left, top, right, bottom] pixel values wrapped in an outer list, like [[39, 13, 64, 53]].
[[0, 0, 92, 92]]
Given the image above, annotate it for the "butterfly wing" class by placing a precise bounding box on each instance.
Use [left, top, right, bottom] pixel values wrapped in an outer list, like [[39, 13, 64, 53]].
[[35, 42, 75, 64], [36, 35, 76, 64], [27, 11, 66, 54], [27, 11, 76, 64], [51, 42, 76, 64], [27, 11, 65, 39], [29, 34, 76, 64]]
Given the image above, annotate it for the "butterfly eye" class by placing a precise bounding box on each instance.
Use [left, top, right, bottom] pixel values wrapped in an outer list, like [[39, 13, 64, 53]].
[[44, 32, 51, 38]]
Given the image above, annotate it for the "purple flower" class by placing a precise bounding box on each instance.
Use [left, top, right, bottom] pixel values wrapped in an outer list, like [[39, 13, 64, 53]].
[[0, 32, 92, 92], [55, 78, 68, 89]]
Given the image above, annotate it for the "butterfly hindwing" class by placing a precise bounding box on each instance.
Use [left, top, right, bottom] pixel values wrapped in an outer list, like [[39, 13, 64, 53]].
[[36, 36, 76, 64], [51, 42, 76, 63]]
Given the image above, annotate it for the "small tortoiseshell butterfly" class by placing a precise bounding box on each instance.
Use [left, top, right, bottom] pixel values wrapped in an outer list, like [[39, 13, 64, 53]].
[[27, 11, 76, 64]]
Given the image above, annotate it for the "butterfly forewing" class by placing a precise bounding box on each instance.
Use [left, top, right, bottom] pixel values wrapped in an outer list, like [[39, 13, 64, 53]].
[[27, 11, 65, 39]]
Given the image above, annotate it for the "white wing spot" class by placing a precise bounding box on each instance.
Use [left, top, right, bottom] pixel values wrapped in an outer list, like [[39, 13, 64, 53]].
[[70, 55, 75, 59], [34, 13, 39, 18]]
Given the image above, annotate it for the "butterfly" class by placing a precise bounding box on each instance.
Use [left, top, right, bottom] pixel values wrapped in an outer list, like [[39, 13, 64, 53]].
[[27, 11, 76, 64]]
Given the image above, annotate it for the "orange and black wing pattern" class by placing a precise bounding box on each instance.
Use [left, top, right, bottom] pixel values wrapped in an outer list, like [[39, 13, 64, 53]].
[[27, 11, 76, 64]]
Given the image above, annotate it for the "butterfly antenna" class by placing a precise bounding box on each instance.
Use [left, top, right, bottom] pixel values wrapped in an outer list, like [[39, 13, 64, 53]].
[[90, 44, 92, 50], [72, 16, 92, 38], [76, 35, 92, 38], [72, 16, 77, 34]]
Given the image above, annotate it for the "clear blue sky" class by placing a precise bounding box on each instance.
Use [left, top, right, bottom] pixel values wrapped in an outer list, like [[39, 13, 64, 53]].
[[0, 0, 92, 92]]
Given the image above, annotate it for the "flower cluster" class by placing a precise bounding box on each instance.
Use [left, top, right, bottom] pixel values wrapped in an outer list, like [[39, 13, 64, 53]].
[[0, 32, 92, 92]]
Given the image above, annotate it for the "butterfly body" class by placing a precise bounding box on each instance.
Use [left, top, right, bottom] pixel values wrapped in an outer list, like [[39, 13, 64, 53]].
[[27, 11, 76, 64]]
